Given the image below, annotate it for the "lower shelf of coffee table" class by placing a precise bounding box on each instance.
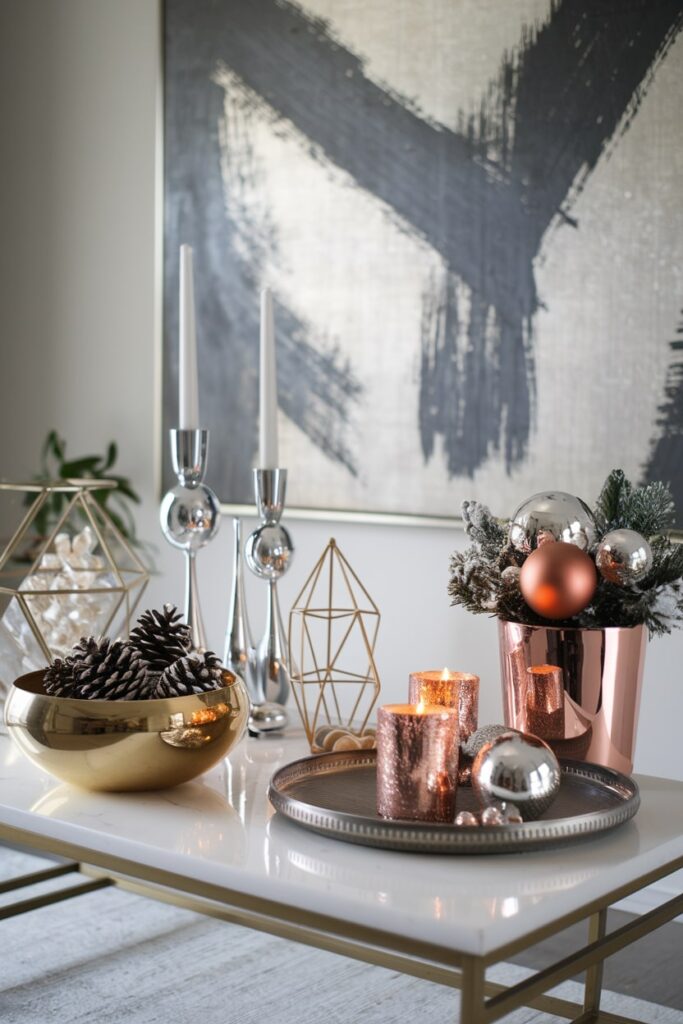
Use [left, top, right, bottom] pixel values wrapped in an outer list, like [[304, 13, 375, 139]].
[[269, 750, 639, 854]]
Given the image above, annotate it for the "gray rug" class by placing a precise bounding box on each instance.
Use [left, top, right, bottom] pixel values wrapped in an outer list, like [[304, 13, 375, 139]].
[[0, 849, 681, 1024]]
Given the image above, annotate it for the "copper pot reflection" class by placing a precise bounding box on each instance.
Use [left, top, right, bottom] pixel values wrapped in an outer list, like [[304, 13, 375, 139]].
[[498, 620, 647, 774]]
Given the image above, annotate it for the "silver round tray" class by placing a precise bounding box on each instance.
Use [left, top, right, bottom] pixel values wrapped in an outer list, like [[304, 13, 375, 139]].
[[268, 750, 639, 854]]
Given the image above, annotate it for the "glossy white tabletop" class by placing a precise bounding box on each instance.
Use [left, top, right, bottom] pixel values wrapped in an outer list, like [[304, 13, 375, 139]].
[[0, 730, 681, 957]]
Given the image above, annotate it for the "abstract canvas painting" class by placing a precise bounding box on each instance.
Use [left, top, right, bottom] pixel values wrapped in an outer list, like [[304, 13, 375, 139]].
[[163, 0, 683, 520]]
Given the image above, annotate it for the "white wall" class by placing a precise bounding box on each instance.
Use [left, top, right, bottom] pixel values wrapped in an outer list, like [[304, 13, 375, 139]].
[[0, 0, 681, 782]]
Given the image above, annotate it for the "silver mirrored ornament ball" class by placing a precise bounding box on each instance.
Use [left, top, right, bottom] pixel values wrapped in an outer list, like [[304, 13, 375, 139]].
[[509, 491, 596, 553], [248, 702, 289, 735], [596, 529, 652, 586], [160, 484, 221, 550], [471, 731, 561, 821], [480, 805, 505, 826], [245, 523, 294, 580], [454, 810, 478, 827], [463, 723, 512, 759]]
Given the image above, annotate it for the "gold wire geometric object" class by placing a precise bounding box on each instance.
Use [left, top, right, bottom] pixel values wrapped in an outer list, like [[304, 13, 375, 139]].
[[0, 480, 149, 693], [288, 538, 381, 753]]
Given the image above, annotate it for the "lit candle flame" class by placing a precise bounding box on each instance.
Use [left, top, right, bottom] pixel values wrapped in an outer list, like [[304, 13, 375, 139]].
[[441, 667, 450, 682], [417, 699, 426, 715]]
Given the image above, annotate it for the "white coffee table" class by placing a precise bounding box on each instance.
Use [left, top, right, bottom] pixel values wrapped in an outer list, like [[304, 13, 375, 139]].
[[0, 728, 681, 1024]]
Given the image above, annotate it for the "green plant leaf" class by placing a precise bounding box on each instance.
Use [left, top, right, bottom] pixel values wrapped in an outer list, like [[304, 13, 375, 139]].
[[41, 430, 66, 477], [28, 431, 143, 553], [60, 456, 105, 477], [104, 506, 131, 540], [103, 442, 117, 471], [106, 476, 141, 503]]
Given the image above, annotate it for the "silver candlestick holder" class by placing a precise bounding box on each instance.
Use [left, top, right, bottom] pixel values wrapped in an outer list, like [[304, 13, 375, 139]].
[[224, 469, 293, 734], [160, 428, 220, 651]]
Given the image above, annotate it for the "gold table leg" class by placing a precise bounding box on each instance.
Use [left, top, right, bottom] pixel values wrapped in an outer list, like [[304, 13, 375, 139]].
[[583, 909, 608, 1019], [460, 955, 486, 1024]]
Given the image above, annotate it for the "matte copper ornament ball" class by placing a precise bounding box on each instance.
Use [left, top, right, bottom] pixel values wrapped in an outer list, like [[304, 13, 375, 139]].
[[520, 541, 597, 620]]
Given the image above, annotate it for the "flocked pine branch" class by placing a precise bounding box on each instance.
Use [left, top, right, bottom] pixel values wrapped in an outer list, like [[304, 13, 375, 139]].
[[449, 501, 520, 616], [595, 469, 675, 537], [461, 500, 508, 556]]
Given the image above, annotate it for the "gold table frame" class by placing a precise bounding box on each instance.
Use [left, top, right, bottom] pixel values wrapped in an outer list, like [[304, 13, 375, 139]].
[[1, 821, 681, 1024]]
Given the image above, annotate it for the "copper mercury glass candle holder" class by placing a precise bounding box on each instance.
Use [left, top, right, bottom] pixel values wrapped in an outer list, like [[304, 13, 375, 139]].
[[526, 664, 565, 740], [376, 703, 460, 822], [408, 669, 480, 741]]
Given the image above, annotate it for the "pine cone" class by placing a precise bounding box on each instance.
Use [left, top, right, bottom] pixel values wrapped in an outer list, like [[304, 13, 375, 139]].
[[129, 604, 192, 671], [43, 656, 77, 697], [71, 637, 152, 700], [154, 650, 225, 698]]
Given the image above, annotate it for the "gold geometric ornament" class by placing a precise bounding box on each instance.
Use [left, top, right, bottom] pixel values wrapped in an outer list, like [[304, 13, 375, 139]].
[[288, 538, 381, 753], [0, 480, 149, 695]]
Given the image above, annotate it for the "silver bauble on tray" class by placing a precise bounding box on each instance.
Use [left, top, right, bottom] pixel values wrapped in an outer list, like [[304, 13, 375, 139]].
[[463, 723, 511, 759], [459, 725, 512, 787], [509, 491, 596, 553], [454, 810, 479, 827], [596, 529, 652, 586], [480, 805, 505, 826], [471, 731, 561, 821]]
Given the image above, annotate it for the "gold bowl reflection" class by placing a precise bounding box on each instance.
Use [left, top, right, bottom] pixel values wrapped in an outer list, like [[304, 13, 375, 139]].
[[4, 670, 249, 791]]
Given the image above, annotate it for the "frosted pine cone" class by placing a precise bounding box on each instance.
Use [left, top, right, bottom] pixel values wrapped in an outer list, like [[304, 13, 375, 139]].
[[71, 636, 152, 700], [154, 650, 225, 698], [129, 604, 192, 671], [43, 656, 77, 697]]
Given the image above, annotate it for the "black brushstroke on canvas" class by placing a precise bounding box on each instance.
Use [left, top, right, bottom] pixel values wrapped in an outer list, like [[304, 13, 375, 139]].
[[164, 7, 362, 501], [164, 0, 683, 503], [645, 314, 683, 518]]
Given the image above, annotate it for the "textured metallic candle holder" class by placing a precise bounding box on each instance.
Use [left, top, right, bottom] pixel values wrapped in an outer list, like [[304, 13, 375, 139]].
[[408, 670, 480, 742], [376, 704, 460, 822], [526, 664, 565, 741], [225, 469, 293, 735], [160, 429, 220, 651]]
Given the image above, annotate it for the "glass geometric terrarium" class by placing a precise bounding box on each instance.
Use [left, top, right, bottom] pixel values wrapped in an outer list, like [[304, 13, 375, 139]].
[[0, 480, 149, 697]]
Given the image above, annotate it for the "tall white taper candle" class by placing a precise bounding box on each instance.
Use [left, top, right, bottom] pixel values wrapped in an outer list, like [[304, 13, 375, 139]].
[[259, 287, 279, 468], [179, 244, 199, 429]]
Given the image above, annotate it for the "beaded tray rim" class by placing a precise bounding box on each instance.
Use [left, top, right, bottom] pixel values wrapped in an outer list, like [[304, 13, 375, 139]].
[[268, 750, 640, 854]]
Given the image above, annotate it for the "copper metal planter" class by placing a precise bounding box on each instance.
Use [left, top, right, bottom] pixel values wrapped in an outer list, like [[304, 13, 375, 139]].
[[498, 620, 647, 774]]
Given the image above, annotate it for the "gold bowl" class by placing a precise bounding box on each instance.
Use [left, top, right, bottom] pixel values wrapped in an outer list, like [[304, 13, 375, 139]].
[[4, 669, 250, 791]]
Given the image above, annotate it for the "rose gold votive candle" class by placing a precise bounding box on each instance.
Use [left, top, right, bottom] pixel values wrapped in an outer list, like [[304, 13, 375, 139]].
[[526, 664, 565, 740], [376, 703, 459, 822], [408, 669, 480, 741]]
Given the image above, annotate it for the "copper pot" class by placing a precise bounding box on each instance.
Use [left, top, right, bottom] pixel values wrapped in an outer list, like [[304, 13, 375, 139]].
[[498, 620, 647, 774]]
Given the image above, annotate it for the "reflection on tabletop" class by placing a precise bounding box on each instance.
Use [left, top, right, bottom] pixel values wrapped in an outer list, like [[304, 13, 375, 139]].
[[264, 811, 640, 925], [29, 770, 246, 862], [0, 728, 673, 937]]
